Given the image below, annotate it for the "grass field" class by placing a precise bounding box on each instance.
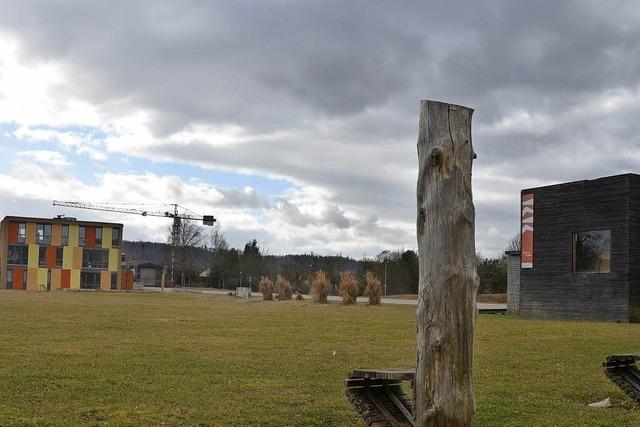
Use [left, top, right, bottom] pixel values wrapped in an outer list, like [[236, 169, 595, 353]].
[[1, 292, 639, 426]]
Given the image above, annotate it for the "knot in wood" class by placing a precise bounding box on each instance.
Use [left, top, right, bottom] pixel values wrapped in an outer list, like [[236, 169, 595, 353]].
[[429, 147, 442, 167]]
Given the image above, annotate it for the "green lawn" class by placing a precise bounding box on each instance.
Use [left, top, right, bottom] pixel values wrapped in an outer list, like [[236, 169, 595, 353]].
[[0, 292, 639, 426]]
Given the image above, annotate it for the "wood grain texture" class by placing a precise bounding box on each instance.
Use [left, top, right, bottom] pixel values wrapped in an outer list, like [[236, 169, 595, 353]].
[[416, 100, 478, 426]]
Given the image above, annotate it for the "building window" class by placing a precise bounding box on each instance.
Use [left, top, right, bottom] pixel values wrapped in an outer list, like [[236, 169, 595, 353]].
[[82, 249, 109, 269], [572, 230, 611, 273], [112, 228, 120, 247], [17, 223, 26, 243], [55, 247, 63, 268], [80, 271, 101, 290], [61, 225, 69, 246], [6, 269, 12, 290], [38, 246, 46, 267], [7, 245, 28, 265], [111, 272, 118, 290], [79, 226, 86, 246], [36, 223, 52, 245], [96, 227, 103, 246]]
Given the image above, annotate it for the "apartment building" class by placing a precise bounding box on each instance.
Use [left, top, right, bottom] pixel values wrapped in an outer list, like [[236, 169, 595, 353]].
[[0, 216, 123, 291]]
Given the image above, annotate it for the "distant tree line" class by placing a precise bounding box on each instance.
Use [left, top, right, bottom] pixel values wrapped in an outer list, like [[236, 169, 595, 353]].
[[122, 221, 516, 295]]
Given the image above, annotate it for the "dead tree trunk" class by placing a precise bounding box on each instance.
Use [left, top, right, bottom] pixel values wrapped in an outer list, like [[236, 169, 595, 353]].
[[415, 100, 478, 426]]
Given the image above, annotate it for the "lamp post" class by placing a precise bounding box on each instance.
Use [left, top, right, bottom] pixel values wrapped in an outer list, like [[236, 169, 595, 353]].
[[384, 260, 388, 296]]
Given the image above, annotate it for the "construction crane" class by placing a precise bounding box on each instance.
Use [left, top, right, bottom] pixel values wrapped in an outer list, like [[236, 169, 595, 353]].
[[52, 200, 216, 287]]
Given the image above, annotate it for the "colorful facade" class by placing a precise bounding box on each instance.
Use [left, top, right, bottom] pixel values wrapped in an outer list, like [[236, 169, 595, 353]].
[[0, 216, 124, 291]]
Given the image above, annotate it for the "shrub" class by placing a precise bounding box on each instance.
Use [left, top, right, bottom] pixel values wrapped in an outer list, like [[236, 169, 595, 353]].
[[259, 277, 274, 301], [276, 275, 293, 301], [294, 291, 304, 301], [310, 271, 331, 304], [364, 271, 381, 305], [339, 272, 359, 305]]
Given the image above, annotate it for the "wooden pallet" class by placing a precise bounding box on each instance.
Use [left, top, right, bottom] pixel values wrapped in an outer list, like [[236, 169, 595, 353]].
[[603, 354, 640, 404], [345, 369, 415, 427]]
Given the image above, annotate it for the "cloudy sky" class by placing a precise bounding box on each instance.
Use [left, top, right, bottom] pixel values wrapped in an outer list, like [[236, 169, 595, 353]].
[[1, 1, 640, 258]]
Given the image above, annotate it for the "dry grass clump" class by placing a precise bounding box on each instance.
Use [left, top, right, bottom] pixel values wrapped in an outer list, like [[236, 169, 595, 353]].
[[310, 271, 331, 304], [276, 275, 293, 301], [339, 272, 359, 305], [259, 277, 274, 301], [364, 271, 381, 305], [294, 292, 304, 301]]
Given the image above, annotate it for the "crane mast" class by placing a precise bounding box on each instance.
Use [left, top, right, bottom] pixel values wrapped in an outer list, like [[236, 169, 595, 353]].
[[52, 200, 216, 287]]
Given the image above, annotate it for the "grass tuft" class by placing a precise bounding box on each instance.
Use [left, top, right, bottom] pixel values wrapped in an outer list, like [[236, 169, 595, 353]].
[[339, 272, 359, 305], [310, 271, 331, 304]]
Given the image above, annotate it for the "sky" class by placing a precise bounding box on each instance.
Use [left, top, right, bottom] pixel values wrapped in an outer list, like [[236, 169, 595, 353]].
[[1, 1, 640, 258]]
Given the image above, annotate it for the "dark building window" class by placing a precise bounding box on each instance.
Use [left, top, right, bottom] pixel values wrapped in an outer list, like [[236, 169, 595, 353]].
[[111, 272, 118, 290], [55, 247, 63, 268], [38, 246, 46, 267], [36, 223, 51, 245], [17, 223, 26, 243], [112, 228, 120, 247], [572, 230, 611, 273], [79, 226, 86, 246], [96, 227, 103, 246], [7, 245, 28, 265], [80, 271, 101, 290], [61, 225, 69, 246], [82, 249, 109, 269]]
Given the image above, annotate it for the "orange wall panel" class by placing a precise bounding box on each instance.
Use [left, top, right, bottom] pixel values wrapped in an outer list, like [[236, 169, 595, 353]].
[[72, 247, 83, 270], [61, 269, 71, 288], [100, 271, 111, 290], [12, 267, 24, 290], [51, 224, 62, 246], [8, 222, 18, 244], [25, 222, 36, 244], [121, 270, 133, 290], [51, 268, 61, 290], [46, 246, 57, 269], [86, 227, 96, 248]]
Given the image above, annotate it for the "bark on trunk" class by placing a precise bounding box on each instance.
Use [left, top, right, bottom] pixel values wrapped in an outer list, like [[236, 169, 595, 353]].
[[415, 100, 478, 426]]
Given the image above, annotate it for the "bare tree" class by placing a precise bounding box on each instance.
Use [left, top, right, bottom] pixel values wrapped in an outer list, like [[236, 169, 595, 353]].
[[167, 219, 204, 286], [505, 233, 520, 252]]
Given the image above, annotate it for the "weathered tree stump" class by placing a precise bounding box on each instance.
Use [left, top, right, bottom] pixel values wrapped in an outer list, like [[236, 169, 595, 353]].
[[415, 100, 478, 426]]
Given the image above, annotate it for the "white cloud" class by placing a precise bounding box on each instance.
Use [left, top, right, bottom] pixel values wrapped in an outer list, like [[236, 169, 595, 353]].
[[16, 149, 71, 166]]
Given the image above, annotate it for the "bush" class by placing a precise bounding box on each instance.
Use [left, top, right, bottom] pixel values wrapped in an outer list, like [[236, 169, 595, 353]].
[[364, 271, 381, 305], [339, 272, 359, 305], [294, 291, 304, 301], [310, 271, 331, 304], [276, 275, 293, 301], [259, 277, 274, 301]]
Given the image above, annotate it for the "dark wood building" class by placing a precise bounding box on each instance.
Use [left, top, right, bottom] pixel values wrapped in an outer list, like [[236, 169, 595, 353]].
[[519, 173, 640, 322]]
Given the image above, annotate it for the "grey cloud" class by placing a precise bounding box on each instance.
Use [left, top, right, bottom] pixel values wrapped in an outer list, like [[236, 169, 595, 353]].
[[3, 1, 640, 255], [218, 187, 269, 209]]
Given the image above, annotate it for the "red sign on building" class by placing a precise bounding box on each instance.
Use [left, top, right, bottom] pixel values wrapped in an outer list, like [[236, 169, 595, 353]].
[[521, 194, 534, 268]]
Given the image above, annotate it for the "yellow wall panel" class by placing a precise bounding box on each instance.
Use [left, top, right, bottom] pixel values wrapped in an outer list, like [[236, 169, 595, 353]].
[[72, 247, 83, 270], [37, 268, 48, 291], [25, 222, 36, 244], [68, 224, 79, 247], [70, 270, 80, 289], [100, 271, 111, 290], [102, 227, 112, 249], [51, 268, 61, 291], [108, 248, 119, 272], [51, 224, 62, 246], [62, 246, 73, 269], [27, 268, 37, 291], [28, 244, 39, 269]]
